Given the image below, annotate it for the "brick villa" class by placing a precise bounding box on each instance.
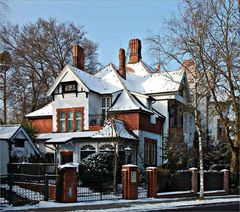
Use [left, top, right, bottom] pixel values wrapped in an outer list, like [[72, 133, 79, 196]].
[[26, 38, 195, 168]]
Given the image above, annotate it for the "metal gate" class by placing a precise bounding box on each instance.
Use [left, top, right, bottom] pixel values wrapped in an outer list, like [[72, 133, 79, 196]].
[[77, 175, 122, 202]]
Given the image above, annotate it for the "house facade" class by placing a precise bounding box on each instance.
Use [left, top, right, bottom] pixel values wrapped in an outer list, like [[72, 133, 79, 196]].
[[0, 125, 40, 175], [26, 39, 195, 168]]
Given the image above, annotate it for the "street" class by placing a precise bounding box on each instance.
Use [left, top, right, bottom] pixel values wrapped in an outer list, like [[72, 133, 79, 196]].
[[150, 202, 240, 211]]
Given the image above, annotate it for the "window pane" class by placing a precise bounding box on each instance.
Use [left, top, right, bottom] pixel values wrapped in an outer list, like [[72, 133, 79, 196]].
[[15, 139, 25, 148], [76, 111, 82, 119], [68, 120, 73, 131], [60, 112, 65, 119], [106, 98, 110, 107], [102, 98, 106, 107], [60, 120, 65, 132], [59, 112, 66, 132], [68, 111, 74, 131], [76, 111, 82, 131], [68, 111, 74, 119]]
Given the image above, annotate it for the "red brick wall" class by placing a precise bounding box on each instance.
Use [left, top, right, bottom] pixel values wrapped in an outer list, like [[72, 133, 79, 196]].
[[30, 117, 52, 133], [109, 112, 140, 130], [139, 113, 163, 134], [15, 182, 56, 200], [109, 112, 163, 134]]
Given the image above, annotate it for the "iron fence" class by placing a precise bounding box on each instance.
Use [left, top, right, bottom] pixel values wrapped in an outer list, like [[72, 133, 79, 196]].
[[77, 175, 122, 202], [0, 173, 57, 206], [138, 170, 148, 199]]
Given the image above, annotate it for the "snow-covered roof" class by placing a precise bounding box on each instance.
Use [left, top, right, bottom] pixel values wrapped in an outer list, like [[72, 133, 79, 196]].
[[109, 90, 152, 113], [37, 131, 96, 144], [26, 102, 53, 118], [124, 69, 183, 94], [0, 125, 21, 140], [71, 65, 122, 94], [37, 119, 137, 143], [96, 61, 184, 95], [92, 119, 137, 140]]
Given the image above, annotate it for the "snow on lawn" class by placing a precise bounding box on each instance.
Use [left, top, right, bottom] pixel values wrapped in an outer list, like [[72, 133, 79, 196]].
[[2, 195, 239, 211], [12, 185, 43, 201]]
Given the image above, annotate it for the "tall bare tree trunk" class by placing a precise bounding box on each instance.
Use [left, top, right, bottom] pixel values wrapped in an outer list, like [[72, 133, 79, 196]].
[[3, 68, 7, 124]]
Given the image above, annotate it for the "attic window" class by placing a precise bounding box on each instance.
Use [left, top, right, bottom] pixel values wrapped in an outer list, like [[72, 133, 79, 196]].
[[62, 81, 77, 93], [14, 139, 25, 148]]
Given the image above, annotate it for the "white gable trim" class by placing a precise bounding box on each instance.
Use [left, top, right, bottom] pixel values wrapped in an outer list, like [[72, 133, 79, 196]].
[[11, 127, 41, 155], [47, 65, 89, 96]]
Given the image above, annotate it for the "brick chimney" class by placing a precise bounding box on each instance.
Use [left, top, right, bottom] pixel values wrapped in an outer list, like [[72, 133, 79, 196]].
[[183, 59, 194, 67], [118, 48, 126, 79], [72, 44, 84, 70], [129, 38, 142, 64], [155, 64, 160, 72]]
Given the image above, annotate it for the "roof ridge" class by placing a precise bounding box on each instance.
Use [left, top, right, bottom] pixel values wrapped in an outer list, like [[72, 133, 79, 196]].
[[0, 124, 21, 127]]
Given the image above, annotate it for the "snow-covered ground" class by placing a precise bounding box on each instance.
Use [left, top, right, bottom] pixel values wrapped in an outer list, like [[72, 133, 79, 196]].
[[0, 183, 43, 201], [2, 195, 239, 211]]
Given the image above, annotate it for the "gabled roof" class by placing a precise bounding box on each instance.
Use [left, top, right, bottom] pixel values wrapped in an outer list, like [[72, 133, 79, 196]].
[[0, 125, 41, 154], [0, 125, 21, 139], [123, 63, 184, 94], [47, 65, 122, 96], [92, 118, 138, 140], [109, 90, 152, 113], [97, 61, 185, 95], [26, 102, 53, 118]]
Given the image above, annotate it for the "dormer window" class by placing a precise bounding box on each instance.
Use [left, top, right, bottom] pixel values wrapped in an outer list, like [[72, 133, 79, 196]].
[[62, 81, 77, 93]]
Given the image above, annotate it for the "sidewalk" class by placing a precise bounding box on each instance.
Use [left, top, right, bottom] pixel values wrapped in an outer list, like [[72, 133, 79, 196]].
[[2, 195, 240, 212]]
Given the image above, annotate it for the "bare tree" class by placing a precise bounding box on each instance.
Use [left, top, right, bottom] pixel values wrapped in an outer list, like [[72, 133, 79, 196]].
[[0, 0, 8, 25], [147, 0, 239, 190], [0, 18, 100, 122], [0, 51, 11, 124]]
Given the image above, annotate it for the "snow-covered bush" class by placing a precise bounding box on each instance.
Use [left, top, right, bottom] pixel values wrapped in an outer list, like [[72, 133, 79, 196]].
[[79, 152, 114, 190]]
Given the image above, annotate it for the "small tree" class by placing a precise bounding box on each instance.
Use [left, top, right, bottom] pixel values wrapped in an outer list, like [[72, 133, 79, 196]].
[[79, 152, 114, 190]]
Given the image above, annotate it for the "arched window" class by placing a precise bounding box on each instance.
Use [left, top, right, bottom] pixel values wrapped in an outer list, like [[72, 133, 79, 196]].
[[80, 145, 95, 160], [99, 144, 114, 152]]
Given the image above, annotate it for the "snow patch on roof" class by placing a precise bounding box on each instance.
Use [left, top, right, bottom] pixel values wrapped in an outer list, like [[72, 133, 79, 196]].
[[37, 131, 96, 144], [0, 125, 21, 139], [71, 65, 121, 94], [92, 119, 137, 140], [26, 102, 53, 118], [124, 70, 183, 94]]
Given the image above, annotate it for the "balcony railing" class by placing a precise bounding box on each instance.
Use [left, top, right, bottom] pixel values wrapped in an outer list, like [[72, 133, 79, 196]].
[[89, 114, 104, 126]]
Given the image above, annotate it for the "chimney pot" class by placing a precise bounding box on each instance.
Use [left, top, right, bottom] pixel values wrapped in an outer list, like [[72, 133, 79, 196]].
[[129, 38, 142, 64], [155, 64, 160, 72], [72, 44, 84, 70], [183, 59, 194, 67], [118, 48, 126, 79]]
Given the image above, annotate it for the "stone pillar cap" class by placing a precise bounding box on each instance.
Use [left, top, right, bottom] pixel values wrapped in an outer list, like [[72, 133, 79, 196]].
[[189, 167, 198, 171], [146, 167, 157, 170], [122, 164, 138, 168], [220, 169, 229, 172]]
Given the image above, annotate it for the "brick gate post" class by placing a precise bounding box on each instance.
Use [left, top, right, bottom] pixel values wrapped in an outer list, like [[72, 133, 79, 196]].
[[122, 165, 138, 200], [146, 167, 157, 198], [221, 169, 229, 194], [189, 167, 198, 195], [56, 165, 77, 203]]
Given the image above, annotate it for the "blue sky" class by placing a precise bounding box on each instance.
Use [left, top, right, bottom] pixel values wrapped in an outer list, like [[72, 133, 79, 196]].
[[7, 0, 179, 68]]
